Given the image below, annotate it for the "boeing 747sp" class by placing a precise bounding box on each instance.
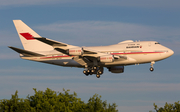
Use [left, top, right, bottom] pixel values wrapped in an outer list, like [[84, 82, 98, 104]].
[[9, 20, 174, 78]]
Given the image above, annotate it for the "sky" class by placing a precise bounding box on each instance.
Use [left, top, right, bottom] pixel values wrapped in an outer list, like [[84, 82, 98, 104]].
[[0, 0, 180, 112]]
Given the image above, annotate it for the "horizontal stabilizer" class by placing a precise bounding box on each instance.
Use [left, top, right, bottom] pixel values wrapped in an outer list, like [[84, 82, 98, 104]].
[[8, 46, 44, 56]]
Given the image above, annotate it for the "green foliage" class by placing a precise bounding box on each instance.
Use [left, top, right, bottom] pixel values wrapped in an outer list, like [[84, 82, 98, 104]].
[[153, 101, 180, 112], [0, 88, 118, 112], [87, 94, 117, 112]]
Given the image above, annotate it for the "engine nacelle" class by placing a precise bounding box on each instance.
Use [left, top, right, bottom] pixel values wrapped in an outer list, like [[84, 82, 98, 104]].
[[100, 55, 114, 63], [108, 66, 124, 73], [68, 47, 83, 56]]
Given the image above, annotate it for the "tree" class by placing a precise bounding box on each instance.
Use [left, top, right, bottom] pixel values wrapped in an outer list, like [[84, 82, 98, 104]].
[[153, 101, 180, 112], [87, 94, 117, 112], [0, 88, 118, 112]]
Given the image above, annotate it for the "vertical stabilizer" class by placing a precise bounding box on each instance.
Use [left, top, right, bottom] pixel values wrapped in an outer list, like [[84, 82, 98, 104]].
[[13, 20, 53, 51]]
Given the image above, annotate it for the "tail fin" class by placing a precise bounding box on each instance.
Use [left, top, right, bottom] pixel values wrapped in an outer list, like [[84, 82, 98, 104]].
[[13, 20, 53, 51]]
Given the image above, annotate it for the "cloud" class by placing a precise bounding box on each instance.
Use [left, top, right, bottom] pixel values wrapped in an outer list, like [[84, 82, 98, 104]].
[[1, 69, 180, 93], [0, 30, 21, 46], [71, 82, 180, 93], [0, 0, 77, 7], [0, 53, 19, 60], [36, 21, 180, 54], [0, 66, 179, 112], [118, 106, 153, 112], [37, 21, 180, 41], [1, 72, 179, 92], [0, 0, 180, 9], [0, 66, 67, 74], [95, 0, 180, 9]]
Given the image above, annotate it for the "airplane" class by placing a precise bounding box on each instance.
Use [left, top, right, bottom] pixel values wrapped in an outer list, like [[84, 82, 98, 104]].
[[9, 20, 174, 78]]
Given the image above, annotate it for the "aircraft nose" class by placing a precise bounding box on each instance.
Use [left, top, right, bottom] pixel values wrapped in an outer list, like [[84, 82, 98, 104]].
[[168, 49, 174, 56]]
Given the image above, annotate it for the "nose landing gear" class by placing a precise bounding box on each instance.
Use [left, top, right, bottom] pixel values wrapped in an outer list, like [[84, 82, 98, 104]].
[[150, 61, 155, 72], [150, 67, 154, 72]]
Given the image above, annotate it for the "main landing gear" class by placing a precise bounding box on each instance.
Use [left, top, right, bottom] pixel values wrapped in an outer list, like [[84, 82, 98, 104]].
[[83, 66, 104, 78], [150, 61, 155, 72]]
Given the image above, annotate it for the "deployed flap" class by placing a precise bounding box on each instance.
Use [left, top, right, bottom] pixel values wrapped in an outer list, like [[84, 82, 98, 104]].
[[33, 37, 67, 46], [118, 55, 127, 59], [8, 46, 44, 56], [73, 56, 90, 66], [84, 50, 97, 54]]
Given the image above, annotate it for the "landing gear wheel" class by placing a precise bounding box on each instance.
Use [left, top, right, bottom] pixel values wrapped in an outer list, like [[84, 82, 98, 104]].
[[150, 67, 154, 72], [91, 66, 98, 74], [83, 70, 87, 74], [91, 69, 95, 73], [97, 70, 103, 75], [96, 74, 100, 78], [87, 69, 90, 73], [93, 66, 97, 70], [84, 66, 104, 78], [83, 70, 89, 76]]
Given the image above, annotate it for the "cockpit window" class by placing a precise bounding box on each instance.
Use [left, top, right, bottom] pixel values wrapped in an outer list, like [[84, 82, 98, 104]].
[[155, 42, 160, 44]]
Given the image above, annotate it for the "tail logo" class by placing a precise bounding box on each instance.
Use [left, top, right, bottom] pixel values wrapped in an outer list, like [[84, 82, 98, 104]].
[[20, 33, 35, 40]]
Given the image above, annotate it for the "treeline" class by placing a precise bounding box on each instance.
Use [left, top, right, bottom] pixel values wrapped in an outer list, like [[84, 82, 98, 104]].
[[152, 101, 180, 112], [0, 88, 118, 112]]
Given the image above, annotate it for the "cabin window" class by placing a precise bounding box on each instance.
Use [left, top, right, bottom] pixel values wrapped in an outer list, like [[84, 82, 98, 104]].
[[155, 42, 160, 44]]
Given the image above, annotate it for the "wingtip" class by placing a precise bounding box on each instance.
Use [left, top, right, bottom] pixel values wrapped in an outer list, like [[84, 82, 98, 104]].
[[8, 46, 17, 50]]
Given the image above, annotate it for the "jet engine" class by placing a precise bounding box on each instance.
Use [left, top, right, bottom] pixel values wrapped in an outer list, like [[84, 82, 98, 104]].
[[100, 55, 114, 63], [108, 66, 124, 73], [68, 47, 83, 56]]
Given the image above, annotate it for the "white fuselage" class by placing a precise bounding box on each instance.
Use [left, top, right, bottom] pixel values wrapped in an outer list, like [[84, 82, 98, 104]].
[[21, 41, 174, 68]]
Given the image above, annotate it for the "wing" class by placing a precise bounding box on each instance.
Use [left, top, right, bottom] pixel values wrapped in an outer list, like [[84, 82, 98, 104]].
[[33, 37, 80, 55], [33, 37, 127, 66], [33, 37, 67, 46], [83, 47, 127, 59]]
